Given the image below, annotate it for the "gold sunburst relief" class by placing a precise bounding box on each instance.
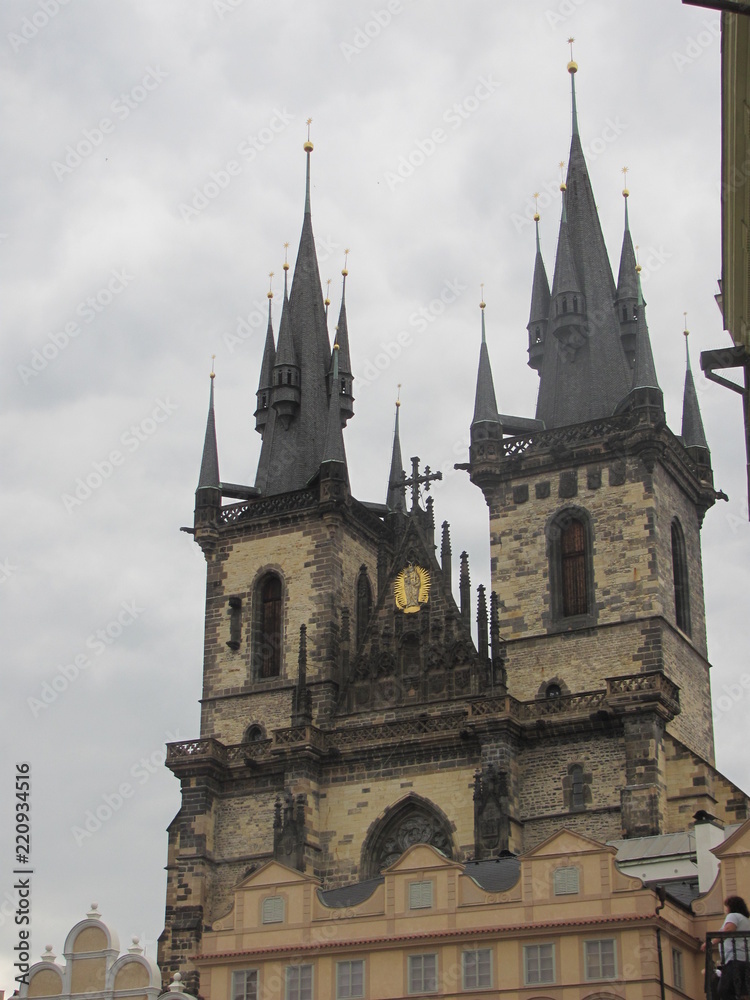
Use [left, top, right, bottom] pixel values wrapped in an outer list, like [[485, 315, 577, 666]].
[[394, 564, 431, 614]]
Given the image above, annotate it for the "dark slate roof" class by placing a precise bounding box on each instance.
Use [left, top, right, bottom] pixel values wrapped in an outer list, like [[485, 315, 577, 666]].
[[534, 73, 631, 428], [527, 218, 551, 327], [682, 337, 709, 450], [321, 347, 348, 468], [318, 877, 384, 909], [257, 300, 276, 393], [646, 878, 701, 910], [274, 285, 297, 368], [197, 376, 220, 490], [333, 275, 352, 378], [472, 310, 501, 426], [616, 199, 639, 304], [631, 273, 660, 392], [386, 403, 406, 512], [463, 854, 521, 893], [254, 151, 340, 496]]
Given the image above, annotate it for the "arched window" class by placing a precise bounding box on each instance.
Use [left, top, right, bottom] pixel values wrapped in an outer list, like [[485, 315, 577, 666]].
[[570, 765, 585, 809], [561, 518, 587, 616], [244, 724, 265, 743], [361, 797, 454, 878], [254, 573, 282, 678], [545, 683, 562, 699], [356, 568, 372, 650], [671, 519, 691, 636], [548, 509, 595, 625]]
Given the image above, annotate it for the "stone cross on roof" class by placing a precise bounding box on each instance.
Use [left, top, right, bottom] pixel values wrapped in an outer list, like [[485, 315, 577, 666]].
[[391, 456, 442, 511]]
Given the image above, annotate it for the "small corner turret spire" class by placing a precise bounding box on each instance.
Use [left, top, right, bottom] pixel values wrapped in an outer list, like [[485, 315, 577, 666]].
[[472, 294, 501, 427], [681, 320, 710, 452], [329, 249, 354, 425], [255, 273, 277, 435], [567, 38, 579, 137], [528, 198, 551, 372], [386, 387, 406, 514], [319, 340, 350, 502], [198, 359, 220, 491]]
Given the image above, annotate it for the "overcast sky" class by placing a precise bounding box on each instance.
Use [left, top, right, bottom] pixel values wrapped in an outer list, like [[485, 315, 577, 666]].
[[2, 0, 748, 989]]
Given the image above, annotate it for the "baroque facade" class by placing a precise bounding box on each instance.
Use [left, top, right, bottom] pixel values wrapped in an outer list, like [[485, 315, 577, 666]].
[[158, 62, 748, 994]]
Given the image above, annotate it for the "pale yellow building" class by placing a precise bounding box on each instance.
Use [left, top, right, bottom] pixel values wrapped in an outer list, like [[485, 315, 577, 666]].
[[187, 821, 750, 1000]]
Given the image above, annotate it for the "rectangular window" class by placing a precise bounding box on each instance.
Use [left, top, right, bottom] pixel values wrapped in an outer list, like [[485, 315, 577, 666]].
[[462, 948, 492, 989], [262, 895, 284, 924], [286, 964, 313, 1000], [408, 954, 438, 994], [672, 948, 684, 991], [337, 959, 364, 999], [409, 880, 434, 910], [585, 939, 617, 980], [524, 944, 555, 985], [553, 866, 580, 895], [232, 970, 258, 1000]]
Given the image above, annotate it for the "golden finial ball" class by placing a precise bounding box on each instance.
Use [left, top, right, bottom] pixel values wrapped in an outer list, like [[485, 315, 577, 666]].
[[210, 371, 216, 379], [567, 60, 578, 74], [303, 140, 314, 153], [622, 188, 629, 198], [267, 291, 273, 299], [683, 328, 690, 338], [341, 268, 348, 277], [635, 264, 642, 273], [324, 297, 330, 306], [395, 400, 401, 408], [283, 261, 290, 271], [533, 212, 540, 222], [559, 182, 567, 192], [479, 301, 486, 310]]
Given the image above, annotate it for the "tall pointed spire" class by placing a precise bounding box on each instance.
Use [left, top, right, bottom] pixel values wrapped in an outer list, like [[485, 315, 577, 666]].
[[198, 366, 220, 490], [527, 200, 551, 372], [534, 53, 631, 428], [682, 325, 709, 451], [253, 127, 338, 495], [472, 295, 501, 427], [386, 393, 406, 513]]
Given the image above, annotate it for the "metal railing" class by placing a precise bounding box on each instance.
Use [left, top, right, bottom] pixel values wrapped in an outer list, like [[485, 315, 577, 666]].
[[704, 931, 750, 999]]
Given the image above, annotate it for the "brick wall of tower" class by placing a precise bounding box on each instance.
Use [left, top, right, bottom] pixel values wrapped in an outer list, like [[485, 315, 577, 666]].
[[488, 457, 662, 639], [198, 508, 380, 743], [483, 450, 714, 762]]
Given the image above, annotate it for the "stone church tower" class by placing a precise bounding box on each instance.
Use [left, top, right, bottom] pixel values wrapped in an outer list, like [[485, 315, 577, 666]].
[[158, 66, 748, 992]]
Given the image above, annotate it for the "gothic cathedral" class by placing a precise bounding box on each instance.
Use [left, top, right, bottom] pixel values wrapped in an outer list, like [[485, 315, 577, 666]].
[[158, 64, 748, 992]]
